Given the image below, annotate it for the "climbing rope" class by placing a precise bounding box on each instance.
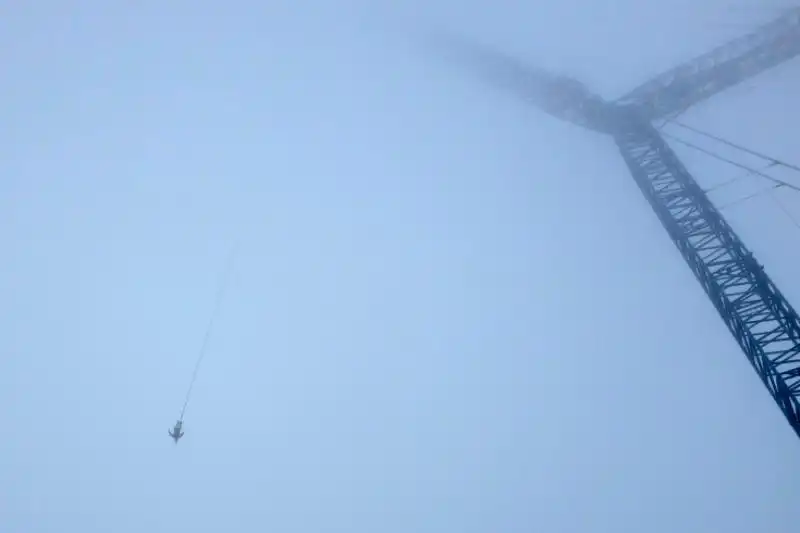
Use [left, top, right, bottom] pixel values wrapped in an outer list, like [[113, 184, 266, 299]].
[[179, 244, 238, 422]]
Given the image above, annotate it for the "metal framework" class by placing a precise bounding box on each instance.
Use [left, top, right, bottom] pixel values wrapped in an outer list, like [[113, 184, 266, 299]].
[[618, 9, 800, 121], [428, 7, 800, 440], [616, 117, 800, 435]]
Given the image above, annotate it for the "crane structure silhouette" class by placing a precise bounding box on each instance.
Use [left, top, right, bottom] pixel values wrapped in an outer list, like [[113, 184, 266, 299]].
[[426, 8, 800, 440]]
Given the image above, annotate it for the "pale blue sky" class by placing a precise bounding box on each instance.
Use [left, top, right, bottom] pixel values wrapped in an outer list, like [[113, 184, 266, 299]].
[[2, 1, 800, 531]]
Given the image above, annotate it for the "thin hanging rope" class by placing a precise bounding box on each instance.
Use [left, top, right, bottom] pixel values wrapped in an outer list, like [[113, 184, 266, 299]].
[[660, 132, 800, 193], [670, 120, 800, 174], [179, 244, 238, 421], [715, 184, 781, 211], [768, 188, 800, 233]]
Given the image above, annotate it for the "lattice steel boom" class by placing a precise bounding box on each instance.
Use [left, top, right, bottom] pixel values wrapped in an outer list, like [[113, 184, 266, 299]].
[[422, 7, 800, 440], [615, 115, 800, 437], [618, 7, 800, 121]]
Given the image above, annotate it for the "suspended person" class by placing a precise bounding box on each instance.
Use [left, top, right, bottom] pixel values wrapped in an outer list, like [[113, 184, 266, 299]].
[[168, 244, 237, 446], [168, 420, 184, 444]]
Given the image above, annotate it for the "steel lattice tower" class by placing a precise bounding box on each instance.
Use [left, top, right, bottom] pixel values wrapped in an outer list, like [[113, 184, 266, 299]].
[[428, 8, 800, 440]]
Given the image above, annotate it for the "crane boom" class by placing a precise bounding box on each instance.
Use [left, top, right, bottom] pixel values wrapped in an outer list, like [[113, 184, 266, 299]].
[[419, 8, 800, 441], [422, 31, 611, 132], [618, 8, 800, 121], [615, 116, 800, 438]]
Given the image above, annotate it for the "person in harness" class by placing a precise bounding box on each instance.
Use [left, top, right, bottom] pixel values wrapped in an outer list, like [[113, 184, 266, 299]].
[[168, 420, 185, 444]]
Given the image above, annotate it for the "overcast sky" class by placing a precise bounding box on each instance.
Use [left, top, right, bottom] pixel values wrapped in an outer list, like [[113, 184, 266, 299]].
[[2, 1, 800, 531]]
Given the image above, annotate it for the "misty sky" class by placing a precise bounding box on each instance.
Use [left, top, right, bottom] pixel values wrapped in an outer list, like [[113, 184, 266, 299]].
[[2, 1, 800, 531]]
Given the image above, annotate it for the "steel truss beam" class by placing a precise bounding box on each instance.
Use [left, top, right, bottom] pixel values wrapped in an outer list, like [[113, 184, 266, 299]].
[[615, 117, 800, 437], [619, 8, 800, 121], [422, 6, 800, 441]]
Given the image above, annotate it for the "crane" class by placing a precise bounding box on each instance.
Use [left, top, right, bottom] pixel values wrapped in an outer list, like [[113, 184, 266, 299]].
[[421, 8, 800, 441]]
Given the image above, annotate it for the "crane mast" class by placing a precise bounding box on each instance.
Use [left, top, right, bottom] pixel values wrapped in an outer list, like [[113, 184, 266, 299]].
[[615, 115, 800, 436], [426, 8, 800, 440]]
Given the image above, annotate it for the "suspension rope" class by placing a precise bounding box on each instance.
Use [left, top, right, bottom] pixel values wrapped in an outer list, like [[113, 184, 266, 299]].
[[659, 119, 800, 236], [768, 188, 800, 232], [715, 184, 781, 211], [660, 131, 800, 193], [703, 169, 761, 195], [670, 120, 800, 173], [179, 244, 238, 422]]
